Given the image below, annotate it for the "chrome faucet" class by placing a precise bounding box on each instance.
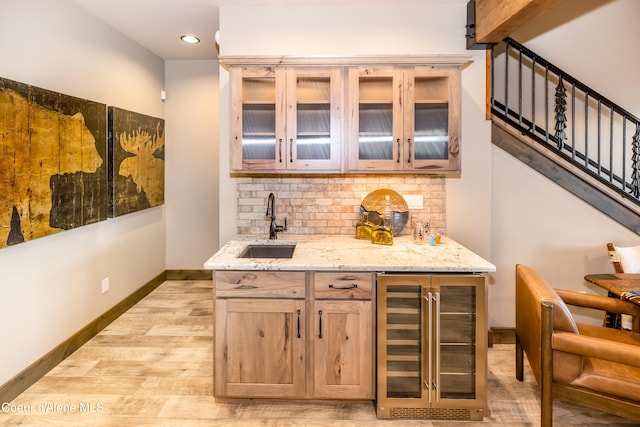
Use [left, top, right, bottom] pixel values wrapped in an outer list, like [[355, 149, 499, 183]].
[[266, 193, 287, 240]]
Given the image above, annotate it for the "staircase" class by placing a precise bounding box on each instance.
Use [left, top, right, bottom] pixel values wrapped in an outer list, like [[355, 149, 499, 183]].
[[490, 37, 640, 233]]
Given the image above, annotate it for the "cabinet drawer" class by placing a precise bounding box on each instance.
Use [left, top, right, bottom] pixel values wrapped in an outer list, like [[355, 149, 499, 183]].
[[215, 271, 305, 298], [314, 272, 373, 300]]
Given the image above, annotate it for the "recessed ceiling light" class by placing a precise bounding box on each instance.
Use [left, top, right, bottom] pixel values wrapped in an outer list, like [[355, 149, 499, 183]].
[[180, 35, 200, 44]]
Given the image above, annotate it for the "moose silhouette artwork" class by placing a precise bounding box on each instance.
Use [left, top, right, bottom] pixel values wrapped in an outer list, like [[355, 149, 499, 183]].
[[0, 80, 106, 248], [109, 107, 164, 217]]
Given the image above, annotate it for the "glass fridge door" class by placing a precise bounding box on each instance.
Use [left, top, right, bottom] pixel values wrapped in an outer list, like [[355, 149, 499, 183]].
[[436, 283, 477, 400], [384, 283, 423, 399]]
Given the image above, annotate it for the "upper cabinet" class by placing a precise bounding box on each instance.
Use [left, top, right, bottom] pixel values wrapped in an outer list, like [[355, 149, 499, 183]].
[[229, 65, 342, 173], [223, 56, 471, 175], [347, 66, 461, 173]]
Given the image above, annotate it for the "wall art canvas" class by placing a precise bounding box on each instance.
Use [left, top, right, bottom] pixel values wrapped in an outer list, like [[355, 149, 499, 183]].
[[108, 107, 165, 217], [0, 77, 107, 249]]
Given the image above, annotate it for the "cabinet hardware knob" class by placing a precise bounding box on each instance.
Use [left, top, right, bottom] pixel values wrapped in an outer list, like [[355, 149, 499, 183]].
[[328, 283, 358, 289]]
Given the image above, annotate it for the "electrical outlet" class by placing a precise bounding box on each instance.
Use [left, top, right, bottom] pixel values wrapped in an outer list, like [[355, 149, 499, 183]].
[[404, 194, 424, 209], [101, 277, 110, 294]]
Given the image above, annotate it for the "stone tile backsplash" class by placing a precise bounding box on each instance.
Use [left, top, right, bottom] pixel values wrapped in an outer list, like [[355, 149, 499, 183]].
[[236, 176, 445, 237]]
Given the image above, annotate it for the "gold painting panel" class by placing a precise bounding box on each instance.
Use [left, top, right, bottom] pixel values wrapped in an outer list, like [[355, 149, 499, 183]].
[[108, 107, 165, 217], [0, 77, 107, 249]]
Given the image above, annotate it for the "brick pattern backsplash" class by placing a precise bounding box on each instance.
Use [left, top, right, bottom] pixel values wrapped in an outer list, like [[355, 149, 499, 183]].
[[236, 176, 445, 237]]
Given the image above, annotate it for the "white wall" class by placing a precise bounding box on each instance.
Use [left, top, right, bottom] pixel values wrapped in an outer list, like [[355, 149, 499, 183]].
[[490, 0, 640, 327], [218, 2, 492, 262], [165, 61, 220, 269], [0, 0, 166, 385]]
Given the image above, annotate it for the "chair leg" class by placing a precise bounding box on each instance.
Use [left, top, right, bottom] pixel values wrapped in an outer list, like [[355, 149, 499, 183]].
[[515, 333, 524, 382], [541, 302, 554, 427]]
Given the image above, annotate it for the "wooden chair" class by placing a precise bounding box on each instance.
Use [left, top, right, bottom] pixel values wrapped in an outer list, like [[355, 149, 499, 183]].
[[608, 242, 624, 273], [605, 242, 639, 330], [515, 264, 640, 426]]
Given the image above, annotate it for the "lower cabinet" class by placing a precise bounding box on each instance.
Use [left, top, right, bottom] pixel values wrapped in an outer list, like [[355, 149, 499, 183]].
[[313, 272, 374, 399], [214, 269, 484, 414], [214, 270, 375, 400], [215, 297, 306, 398]]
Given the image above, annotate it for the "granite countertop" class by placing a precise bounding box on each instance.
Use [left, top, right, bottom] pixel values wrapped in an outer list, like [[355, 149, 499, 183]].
[[204, 234, 496, 273]]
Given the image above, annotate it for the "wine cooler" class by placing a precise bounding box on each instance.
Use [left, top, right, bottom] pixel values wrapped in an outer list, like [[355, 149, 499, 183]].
[[376, 273, 487, 420]]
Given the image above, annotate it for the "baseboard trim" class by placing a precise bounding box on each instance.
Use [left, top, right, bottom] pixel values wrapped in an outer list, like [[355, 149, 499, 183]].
[[165, 269, 212, 280], [0, 271, 167, 404], [489, 327, 516, 347]]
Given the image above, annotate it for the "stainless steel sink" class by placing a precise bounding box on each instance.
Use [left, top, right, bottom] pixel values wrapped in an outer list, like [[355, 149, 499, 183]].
[[237, 242, 296, 259]]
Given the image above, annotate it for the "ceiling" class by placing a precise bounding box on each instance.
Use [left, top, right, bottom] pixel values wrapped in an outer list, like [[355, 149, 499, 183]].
[[72, 0, 438, 61]]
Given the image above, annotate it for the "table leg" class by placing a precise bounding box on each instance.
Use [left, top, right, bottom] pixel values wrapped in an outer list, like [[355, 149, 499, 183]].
[[603, 290, 622, 329]]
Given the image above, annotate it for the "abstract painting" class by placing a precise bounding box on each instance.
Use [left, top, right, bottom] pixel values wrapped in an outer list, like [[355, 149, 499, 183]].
[[0, 77, 107, 249], [108, 107, 165, 217]]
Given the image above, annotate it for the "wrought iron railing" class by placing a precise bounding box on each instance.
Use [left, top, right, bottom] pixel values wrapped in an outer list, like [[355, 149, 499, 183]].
[[491, 37, 640, 202]]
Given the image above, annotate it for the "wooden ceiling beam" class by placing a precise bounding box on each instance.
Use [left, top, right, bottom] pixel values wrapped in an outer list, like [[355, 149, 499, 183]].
[[474, 0, 562, 43]]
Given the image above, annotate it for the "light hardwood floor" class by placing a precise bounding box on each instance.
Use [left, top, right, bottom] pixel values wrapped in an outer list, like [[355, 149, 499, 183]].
[[1, 279, 637, 426]]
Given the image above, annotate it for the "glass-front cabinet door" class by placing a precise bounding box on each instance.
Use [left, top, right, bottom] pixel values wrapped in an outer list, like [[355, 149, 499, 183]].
[[348, 67, 403, 171], [287, 67, 342, 171], [230, 66, 285, 171], [229, 66, 341, 173], [348, 66, 461, 173], [376, 273, 486, 421], [407, 68, 460, 172]]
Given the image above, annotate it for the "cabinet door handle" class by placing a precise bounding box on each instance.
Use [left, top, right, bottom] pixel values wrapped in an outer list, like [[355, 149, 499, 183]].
[[396, 138, 401, 163], [318, 310, 323, 339], [297, 309, 301, 338], [427, 292, 434, 403], [434, 292, 441, 402], [422, 294, 430, 393], [407, 138, 412, 163], [278, 138, 283, 163], [290, 138, 294, 162], [328, 283, 358, 289]]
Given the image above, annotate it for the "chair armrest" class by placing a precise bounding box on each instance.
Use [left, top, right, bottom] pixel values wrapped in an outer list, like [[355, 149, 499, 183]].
[[553, 331, 640, 368], [555, 288, 640, 316]]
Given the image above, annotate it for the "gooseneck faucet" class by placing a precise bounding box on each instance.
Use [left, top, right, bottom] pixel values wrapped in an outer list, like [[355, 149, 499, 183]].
[[266, 193, 287, 240]]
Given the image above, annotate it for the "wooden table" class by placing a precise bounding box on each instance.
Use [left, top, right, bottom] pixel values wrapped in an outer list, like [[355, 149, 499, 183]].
[[584, 273, 640, 331], [584, 273, 640, 299]]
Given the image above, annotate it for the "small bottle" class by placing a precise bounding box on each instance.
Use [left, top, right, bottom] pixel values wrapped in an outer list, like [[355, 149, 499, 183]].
[[355, 211, 374, 240], [413, 216, 426, 245]]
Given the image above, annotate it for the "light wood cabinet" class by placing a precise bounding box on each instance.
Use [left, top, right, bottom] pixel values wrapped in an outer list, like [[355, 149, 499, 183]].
[[376, 273, 486, 420], [312, 272, 374, 399], [214, 271, 306, 398], [214, 270, 374, 400], [223, 55, 470, 176], [215, 297, 306, 398], [347, 66, 461, 173], [229, 66, 342, 173]]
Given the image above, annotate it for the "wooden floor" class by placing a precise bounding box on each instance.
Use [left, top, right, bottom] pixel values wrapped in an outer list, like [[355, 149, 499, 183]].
[[2, 279, 638, 426]]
